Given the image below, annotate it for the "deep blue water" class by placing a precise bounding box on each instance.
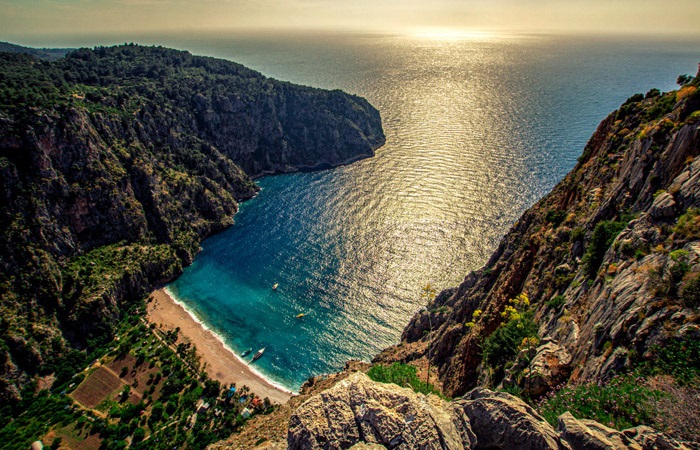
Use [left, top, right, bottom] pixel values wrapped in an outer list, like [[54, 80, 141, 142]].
[[163, 33, 700, 392]]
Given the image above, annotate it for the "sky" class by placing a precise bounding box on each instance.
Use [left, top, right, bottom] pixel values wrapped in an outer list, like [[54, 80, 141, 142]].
[[2, 0, 700, 45]]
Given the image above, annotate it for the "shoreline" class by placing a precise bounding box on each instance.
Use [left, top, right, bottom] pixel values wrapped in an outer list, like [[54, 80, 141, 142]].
[[147, 288, 294, 404]]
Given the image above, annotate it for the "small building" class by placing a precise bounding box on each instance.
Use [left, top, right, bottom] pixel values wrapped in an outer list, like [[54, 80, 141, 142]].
[[31, 441, 44, 450], [241, 407, 251, 419], [226, 387, 237, 398]]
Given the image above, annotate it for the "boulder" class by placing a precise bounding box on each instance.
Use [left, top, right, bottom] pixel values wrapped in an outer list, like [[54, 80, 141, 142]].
[[622, 426, 694, 450], [650, 192, 677, 219], [502, 340, 573, 398], [456, 387, 570, 450], [287, 372, 475, 450], [558, 412, 636, 450]]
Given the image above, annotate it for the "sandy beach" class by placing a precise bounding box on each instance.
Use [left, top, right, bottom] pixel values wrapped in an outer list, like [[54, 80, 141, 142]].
[[147, 288, 293, 404]]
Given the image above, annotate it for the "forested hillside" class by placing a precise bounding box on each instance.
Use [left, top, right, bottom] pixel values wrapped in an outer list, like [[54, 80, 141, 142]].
[[0, 44, 384, 403]]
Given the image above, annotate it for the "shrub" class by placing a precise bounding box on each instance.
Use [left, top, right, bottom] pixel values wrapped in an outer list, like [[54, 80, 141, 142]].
[[537, 374, 661, 430], [673, 208, 700, 240], [643, 338, 700, 384], [546, 295, 565, 310], [367, 362, 442, 396], [681, 273, 700, 307], [582, 219, 628, 279], [482, 294, 538, 381], [545, 209, 567, 226], [571, 227, 584, 242]]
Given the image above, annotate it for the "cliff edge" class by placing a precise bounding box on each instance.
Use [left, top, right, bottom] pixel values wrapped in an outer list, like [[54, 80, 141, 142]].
[[287, 372, 694, 450], [377, 67, 700, 402], [0, 44, 384, 401]]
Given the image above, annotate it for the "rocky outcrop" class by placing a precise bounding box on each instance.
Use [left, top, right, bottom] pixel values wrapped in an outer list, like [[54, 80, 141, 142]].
[[287, 374, 691, 450], [0, 45, 384, 401], [378, 69, 700, 399], [288, 372, 475, 450], [500, 340, 573, 399], [456, 387, 568, 450]]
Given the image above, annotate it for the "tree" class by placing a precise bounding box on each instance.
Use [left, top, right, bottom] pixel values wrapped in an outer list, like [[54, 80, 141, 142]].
[[677, 74, 694, 86], [132, 427, 146, 443], [51, 437, 63, 450]]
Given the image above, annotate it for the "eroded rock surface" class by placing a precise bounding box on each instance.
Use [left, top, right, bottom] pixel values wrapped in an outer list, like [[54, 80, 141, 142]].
[[286, 376, 693, 450]]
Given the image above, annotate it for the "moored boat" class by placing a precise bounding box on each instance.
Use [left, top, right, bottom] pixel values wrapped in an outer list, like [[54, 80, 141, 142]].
[[241, 348, 252, 357], [252, 347, 265, 361]]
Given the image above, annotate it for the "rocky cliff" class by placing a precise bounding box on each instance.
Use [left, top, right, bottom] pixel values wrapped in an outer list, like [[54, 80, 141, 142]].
[[0, 44, 384, 401], [287, 372, 694, 450], [377, 67, 700, 401], [209, 70, 700, 450]]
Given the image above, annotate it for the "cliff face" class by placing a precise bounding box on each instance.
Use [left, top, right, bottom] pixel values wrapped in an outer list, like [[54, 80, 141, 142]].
[[0, 45, 384, 400], [287, 372, 693, 450], [377, 69, 700, 399]]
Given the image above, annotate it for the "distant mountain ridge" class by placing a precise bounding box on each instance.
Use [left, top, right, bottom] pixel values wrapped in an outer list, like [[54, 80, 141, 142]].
[[0, 43, 384, 401], [0, 41, 74, 61]]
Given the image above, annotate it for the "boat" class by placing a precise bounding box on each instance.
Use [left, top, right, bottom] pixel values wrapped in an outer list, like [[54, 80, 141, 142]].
[[272, 283, 278, 290], [252, 347, 265, 361], [241, 348, 252, 357], [295, 313, 305, 319]]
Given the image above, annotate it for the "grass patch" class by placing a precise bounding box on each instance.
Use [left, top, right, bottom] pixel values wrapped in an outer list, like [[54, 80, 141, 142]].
[[367, 362, 442, 397]]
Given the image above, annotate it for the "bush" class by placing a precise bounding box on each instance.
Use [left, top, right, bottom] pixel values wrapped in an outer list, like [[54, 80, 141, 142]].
[[537, 374, 661, 430], [582, 219, 628, 278], [681, 273, 700, 307], [546, 295, 565, 310], [482, 294, 538, 382], [545, 209, 566, 227], [673, 208, 700, 240], [367, 362, 441, 396], [643, 338, 700, 384]]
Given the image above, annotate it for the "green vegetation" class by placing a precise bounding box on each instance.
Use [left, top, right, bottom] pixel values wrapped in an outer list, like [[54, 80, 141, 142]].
[[582, 218, 630, 279], [537, 374, 661, 430], [642, 337, 700, 385], [481, 293, 539, 383], [367, 362, 442, 397], [0, 315, 274, 450], [545, 295, 565, 310], [673, 208, 700, 240], [545, 209, 566, 227]]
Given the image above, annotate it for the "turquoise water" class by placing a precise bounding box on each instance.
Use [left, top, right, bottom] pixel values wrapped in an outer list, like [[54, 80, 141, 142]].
[[165, 33, 700, 392]]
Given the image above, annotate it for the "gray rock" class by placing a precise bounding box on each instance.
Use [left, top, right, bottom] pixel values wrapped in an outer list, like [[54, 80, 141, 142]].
[[457, 387, 570, 450], [650, 192, 677, 219], [622, 425, 693, 450], [558, 412, 631, 450], [579, 420, 641, 450], [502, 341, 572, 398], [288, 372, 475, 450]]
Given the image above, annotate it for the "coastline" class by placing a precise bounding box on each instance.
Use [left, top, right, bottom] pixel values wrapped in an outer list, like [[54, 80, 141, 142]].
[[147, 288, 294, 404]]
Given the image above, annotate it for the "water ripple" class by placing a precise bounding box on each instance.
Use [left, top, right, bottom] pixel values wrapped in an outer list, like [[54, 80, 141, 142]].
[[167, 33, 700, 391]]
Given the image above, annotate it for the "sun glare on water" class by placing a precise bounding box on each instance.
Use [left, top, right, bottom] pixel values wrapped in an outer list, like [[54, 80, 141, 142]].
[[410, 28, 496, 41]]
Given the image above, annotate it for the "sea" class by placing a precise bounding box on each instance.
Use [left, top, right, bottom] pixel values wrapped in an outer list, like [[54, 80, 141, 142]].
[[119, 32, 698, 393]]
